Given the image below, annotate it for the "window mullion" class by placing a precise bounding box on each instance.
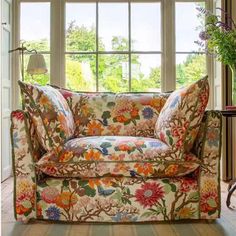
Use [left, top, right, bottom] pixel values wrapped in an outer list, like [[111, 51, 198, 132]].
[[128, 1, 131, 92], [51, 0, 65, 87], [162, 0, 176, 92], [96, 1, 99, 92]]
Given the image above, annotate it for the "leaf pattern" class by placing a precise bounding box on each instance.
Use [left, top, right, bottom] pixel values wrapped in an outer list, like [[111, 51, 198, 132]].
[[58, 89, 169, 138], [11, 82, 221, 222], [155, 77, 209, 154], [18, 81, 75, 154]]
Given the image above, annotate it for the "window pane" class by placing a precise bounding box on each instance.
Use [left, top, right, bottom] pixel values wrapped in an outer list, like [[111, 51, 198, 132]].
[[66, 54, 96, 91], [66, 3, 96, 52], [131, 54, 161, 92], [99, 54, 129, 92], [20, 3, 50, 51], [176, 2, 205, 52], [176, 54, 206, 89], [24, 54, 50, 85], [99, 3, 128, 51], [131, 3, 161, 51]]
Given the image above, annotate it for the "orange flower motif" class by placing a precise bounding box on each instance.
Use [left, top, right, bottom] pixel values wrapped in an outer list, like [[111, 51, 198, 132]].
[[165, 164, 178, 176], [87, 121, 104, 135], [39, 94, 50, 105], [177, 206, 195, 218], [55, 192, 78, 209], [101, 177, 113, 187], [150, 98, 166, 111], [84, 149, 102, 161], [112, 99, 139, 123], [59, 151, 74, 162], [58, 114, 68, 132], [107, 124, 122, 135], [134, 163, 154, 176], [134, 140, 145, 146], [118, 144, 133, 152], [88, 179, 101, 189], [16, 204, 29, 215], [81, 105, 90, 116]]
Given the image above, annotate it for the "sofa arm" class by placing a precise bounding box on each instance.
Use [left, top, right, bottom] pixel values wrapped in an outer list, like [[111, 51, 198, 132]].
[[11, 110, 37, 222], [193, 110, 222, 219]]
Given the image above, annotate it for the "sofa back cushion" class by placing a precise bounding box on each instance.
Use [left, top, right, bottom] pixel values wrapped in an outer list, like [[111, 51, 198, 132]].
[[19, 81, 75, 154], [155, 76, 209, 154], [59, 90, 169, 138]]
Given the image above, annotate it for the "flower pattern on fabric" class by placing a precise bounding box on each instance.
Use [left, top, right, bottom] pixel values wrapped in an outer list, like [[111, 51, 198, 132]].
[[36, 177, 200, 222], [11, 87, 222, 223], [193, 111, 222, 219], [36, 136, 200, 178], [58, 90, 169, 138], [155, 77, 209, 154], [135, 182, 164, 208], [18, 81, 75, 154], [11, 110, 37, 222]]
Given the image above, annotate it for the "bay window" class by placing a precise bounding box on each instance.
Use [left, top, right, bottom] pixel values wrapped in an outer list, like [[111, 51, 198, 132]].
[[16, 0, 212, 94]]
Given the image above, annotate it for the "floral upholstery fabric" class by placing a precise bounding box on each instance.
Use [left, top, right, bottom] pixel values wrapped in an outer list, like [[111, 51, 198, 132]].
[[18, 81, 75, 154], [11, 110, 36, 223], [36, 136, 200, 178], [58, 89, 169, 138], [36, 176, 200, 222], [11, 107, 222, 223], [193, 111, 222, 219], [155, 77, 209, 155]]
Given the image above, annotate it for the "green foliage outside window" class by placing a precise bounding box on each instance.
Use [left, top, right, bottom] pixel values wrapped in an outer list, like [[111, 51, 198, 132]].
[[24, 23, 206, 91]]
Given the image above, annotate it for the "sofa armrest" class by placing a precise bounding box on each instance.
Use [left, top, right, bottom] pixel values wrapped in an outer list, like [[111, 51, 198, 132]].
[[193, 110, 222, 219], [11, 110, 37, 222]]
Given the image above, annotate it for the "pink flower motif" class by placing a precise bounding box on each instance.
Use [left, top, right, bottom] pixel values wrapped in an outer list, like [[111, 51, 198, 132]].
[[41, 186, 60, 203], [135, 182, 164, 208], [60, 90, 73, 99]]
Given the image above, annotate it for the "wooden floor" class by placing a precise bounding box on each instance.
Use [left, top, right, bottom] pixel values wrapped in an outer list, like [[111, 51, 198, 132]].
[[1, 177, 236, 236]]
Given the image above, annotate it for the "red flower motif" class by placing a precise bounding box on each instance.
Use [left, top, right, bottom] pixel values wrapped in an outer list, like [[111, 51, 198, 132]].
[[12, 111, 24, 121], [180, 178, 197, 193], [200, 191, 218, 213], [135, 182, 164, 208]]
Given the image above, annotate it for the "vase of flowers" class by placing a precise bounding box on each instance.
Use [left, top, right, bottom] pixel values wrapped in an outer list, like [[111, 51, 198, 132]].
[[196, 7, 236, 105]]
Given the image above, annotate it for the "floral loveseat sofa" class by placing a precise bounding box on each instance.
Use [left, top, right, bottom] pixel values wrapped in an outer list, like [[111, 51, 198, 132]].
[[11, 77, 222, 223]]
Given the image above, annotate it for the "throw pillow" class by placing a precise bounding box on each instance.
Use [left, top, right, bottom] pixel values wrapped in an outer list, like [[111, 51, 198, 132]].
[[18, 81, 75, 154], [155, 76, 209, 155]]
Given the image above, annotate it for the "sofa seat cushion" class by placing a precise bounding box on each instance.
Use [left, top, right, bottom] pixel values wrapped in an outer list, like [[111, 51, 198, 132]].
[[36, 136, 200, 178]]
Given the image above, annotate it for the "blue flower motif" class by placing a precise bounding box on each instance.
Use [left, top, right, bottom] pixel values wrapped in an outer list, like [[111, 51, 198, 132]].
[[170, 95, 180, 108], [142, 107, 154, 119], [13, 132, 19, 148], [46, 206, 60, 220], [148, 141, 163, 148], [112, 212, 138, 222]]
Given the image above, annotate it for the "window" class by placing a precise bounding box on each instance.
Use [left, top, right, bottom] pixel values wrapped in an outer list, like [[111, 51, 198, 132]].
[[175, 2, 207, 88], [65, 2, 161, 92], [17, 0, 212, 93], [20, 2, 50, 85]]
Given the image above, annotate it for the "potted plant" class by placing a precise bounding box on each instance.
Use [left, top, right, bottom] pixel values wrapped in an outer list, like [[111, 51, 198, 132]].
[[195, 7, 236, 105]]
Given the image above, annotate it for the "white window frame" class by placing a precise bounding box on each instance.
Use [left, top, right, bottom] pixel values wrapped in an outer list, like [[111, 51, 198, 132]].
[[13, 0, 214, 108]]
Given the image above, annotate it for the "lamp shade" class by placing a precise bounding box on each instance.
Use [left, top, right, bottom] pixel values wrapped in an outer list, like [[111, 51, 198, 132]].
[[26, 54, 48, 75]]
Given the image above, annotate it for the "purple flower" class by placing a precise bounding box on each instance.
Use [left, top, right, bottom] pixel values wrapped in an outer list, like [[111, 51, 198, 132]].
[[46, 206, 60, 220], [142, 107, 154, 119], [199, 31, 210, 41]]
